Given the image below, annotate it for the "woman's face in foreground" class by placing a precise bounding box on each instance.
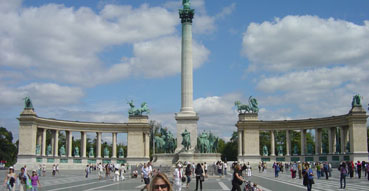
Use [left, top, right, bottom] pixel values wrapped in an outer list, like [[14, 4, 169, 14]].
[[153, 177, 168, 191]]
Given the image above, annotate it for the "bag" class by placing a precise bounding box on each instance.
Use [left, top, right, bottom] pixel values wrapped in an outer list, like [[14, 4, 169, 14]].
[[311, 179, 315, 184], [181, 177, 186, 182], [200, 175, 204, 182]]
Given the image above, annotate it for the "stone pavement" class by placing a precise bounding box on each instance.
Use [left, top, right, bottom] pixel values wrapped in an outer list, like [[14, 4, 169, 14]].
[[1, 169, 368, 190]]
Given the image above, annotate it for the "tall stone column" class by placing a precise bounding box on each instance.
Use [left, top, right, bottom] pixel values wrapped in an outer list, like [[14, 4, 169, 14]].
[[50, 130, 55, 155], [54, 130, 59, 157], [36, 130, 42, 149], [315, 128, 322, 155], [42, 128, 47, 156], [176, 2, 198, 152], [270, 130, 275, 156], [328, 127, 336, 154], [97, 132, 102, 158], [81, 132, 87, 158], [66, 131, 72, 157], [286, 130, 290, 156], [301, 129, 306, 155], [340, 126, 348, 154], [238, 130, 242, 156], [145, 132, 150, 157], [243, 130, 248, 156], [112, 133, 117, 158]]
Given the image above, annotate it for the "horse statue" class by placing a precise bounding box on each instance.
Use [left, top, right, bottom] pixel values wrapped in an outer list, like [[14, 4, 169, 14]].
[[127, 100, 150, 116], [165, 132, 176, 153], [351, 94, 362, 107], [248, 96, 259, 113], [23, 96, 34, 109], [181, 129, 191, 151], [234, 100, 250, 114], [154, 136, 165, 153]]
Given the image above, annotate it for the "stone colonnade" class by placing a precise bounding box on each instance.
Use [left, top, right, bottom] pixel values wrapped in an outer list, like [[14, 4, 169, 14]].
[[236, 106, 368, 163], [16, 108, 150, 169]]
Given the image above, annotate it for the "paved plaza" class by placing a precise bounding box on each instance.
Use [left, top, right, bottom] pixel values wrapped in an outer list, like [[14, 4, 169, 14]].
[[2, 169, 369, 191]]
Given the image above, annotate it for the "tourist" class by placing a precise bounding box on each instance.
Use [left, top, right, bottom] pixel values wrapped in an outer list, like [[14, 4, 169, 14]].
[[18, 167, 30, 191], [141, 163, 151, 191], [246, 162, 252, 177], [348, 161, 354, 178], [302, 163, 314, 191], [37, 165, 42, 177], [339, 162, 347, 189], [120, 164, 126, 181], [328, 162, 332, 177], [150, 172, 172, 191], [97, 163, 103, 180], [42, 164, 46, 177], [231, 164, 245, 191], [56, 164, 60, 175], [2, 166, 16, 191], [316, 162, 321, 179], [173, 163, 184, 191], [258, 162, 261, 173], [105, 163, 110, 179], [291, 162, 297, 179], [298, 162, 302, 179], [217, 161, 223, 178], [192, 162, 196, 178], [224, 161, 228, 175], [85, 165, 89, 178], [273, 162, 280, 178], [323, 162, 329, 180], [357, 161, 362, 178], [204, 162, 208, 177], [195, 163, 203, 191], [52, 164, 56, 176], [185, 164, 192, 188], [31, 170, 41, 191]]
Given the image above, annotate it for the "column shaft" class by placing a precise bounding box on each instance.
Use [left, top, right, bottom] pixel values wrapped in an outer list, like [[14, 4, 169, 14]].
[[145, 132, 150, 157], [54, 130, 59, 156], [51, 131, 55, 155], [97, 132, 102, 158], [42, 128, 47, 156], [66, 131, 72, 157], [81, 132, 87, 158], [340, 127, 348, 154], [286, 130, 290, 156], [315, 128, 322, 155], [112, 132, 117, 158], [238, 130, 242, 156], [270, 130, 275, 156], [301, 129, 306, 155]]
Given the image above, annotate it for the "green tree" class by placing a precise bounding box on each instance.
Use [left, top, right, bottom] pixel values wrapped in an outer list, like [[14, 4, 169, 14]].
[[221, 131, 238, 161], [0, 127, 18, 166]]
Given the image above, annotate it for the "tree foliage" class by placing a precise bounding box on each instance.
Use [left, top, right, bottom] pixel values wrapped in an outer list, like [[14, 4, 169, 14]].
[[0, 127, 18, 166]]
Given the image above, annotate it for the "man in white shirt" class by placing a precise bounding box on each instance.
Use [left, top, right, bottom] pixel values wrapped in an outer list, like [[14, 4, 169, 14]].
[[173, 163, 184, 191], [141, 163, 151, 191], [97, 163, 103, 180]]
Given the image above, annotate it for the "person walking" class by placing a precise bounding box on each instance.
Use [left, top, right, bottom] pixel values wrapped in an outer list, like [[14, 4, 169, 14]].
[[316, 162, 321, 179], [18, 167, 30, 191], [173, 163, 183, 191], [231, 164, 245, 191], [85, 165, 89, 178], [30, 170, 41, 191], [339, 162, 348, 189], [2, 166, 17, 191], [246, 162, 252, 177], [323, 162, 329, 180], [42, 164, 46, 177], [357, 161, 362, 178], [273, 162, 280, 178], [185, 164, 192, 188], [302, 163, 314, 191], [224, 162, 228, 176], [194, 163, 203, 191], [97, 163, 103, 180], [298, 162, 302, 179], [141, 163, 151, 191], [348, 161, 354, 178]]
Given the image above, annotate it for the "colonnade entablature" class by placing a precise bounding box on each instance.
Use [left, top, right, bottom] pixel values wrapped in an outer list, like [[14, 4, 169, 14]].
[[16, 108, 151, 169], [236, 105, 368, 165]]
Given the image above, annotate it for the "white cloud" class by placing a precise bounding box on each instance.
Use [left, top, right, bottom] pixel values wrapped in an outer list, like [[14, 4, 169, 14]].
[[0, 83, 84, 107], [124, 36, 209, 78], [242, 15, 369, 72]]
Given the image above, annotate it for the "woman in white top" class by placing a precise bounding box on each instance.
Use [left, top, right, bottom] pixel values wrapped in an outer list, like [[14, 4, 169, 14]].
[[2, 166, 17, 191], [173, 163, 184, 191], [246, 162, 252, 177]]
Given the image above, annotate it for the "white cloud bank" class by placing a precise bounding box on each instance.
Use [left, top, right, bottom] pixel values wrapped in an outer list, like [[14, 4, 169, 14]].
[[242, 15, 369, 118]]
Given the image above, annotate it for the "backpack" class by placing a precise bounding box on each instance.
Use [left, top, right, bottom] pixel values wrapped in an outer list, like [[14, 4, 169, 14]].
[[8, 177, 15, 187]]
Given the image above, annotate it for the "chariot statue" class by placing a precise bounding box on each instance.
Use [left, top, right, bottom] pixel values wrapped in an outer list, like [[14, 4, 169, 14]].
[[262, 145, 268, 156], [59, 145, 66, 156], [235, 96, 259, 114], [47, 144, 52, 155], [181, 129, 191, 151], [127, 100, 150, 116], [351, 94, 362, 107], [23, 96, 34, 109]]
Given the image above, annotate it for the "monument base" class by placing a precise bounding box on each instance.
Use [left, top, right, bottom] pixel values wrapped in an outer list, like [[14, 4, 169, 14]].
[[175, 114, 199, 152], [153, 152, 221, 166]]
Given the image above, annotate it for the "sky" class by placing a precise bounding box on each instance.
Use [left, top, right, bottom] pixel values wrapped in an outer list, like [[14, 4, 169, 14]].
[[1, 0, 369, 144]]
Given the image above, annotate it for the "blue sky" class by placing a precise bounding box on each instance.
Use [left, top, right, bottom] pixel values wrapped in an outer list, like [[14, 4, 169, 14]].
[[1, 0, 369, 143]]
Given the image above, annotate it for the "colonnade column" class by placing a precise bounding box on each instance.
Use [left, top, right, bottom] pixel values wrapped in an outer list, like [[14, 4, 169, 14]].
[[81, 131, 87, 158], [97, 132, 102, 158], [42, 128, 47, 156], [315, 128, 322, 155], [238, 130, 242, 156], [340, 126, 348, 154], [286, 130, 290, 156], [243, 130, 247, 156], [270, 130, 275, 156], [112, 133, 117, 158], [54, 130, 59, 157], [66, 131, 72, 157], [328, 127, 336, 154], [145, 132, 150, 157], [301, 129, 306, 155]]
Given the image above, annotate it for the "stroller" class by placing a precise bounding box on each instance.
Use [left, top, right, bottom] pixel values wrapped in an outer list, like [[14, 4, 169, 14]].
[[243, 181, 253, 191]]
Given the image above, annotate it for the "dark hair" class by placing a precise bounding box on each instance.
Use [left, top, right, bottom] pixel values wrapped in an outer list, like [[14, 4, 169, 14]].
[[196, 163, 201, 169]]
